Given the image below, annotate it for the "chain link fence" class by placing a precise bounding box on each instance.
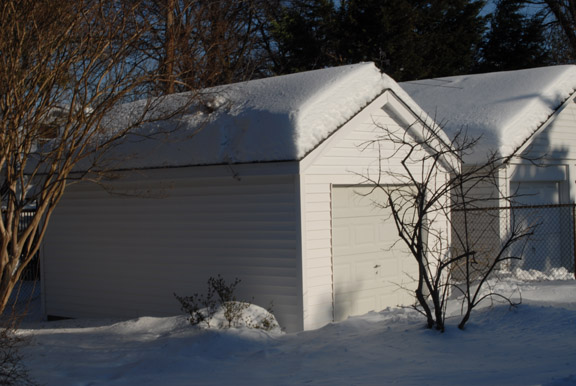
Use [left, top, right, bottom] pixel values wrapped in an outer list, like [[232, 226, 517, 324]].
[[451, 204, 575, 281], [4, 210, 41, 314]]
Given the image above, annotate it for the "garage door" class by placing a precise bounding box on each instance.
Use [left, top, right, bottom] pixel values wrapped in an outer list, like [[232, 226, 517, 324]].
[[510, 181, 569, 271], [332, 186, 417, 321]]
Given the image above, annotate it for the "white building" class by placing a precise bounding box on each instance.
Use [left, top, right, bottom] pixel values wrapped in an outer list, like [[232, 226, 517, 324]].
[[402, 65, 576, 276], [42, 63, 451, 332]]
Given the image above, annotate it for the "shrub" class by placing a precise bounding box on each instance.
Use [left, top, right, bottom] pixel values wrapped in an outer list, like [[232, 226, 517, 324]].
[[0, 319, 37, 385], [174, 275, 279, 331]]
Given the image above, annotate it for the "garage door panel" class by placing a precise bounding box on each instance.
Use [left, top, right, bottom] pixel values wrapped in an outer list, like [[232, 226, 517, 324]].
[[334, 283, 410, 321], [333, 264, 351, 283], [355, 224, 377, 245], [332, 186, 417, 322], [333, 219, 397, 253], [335, 251, 404, 279], [335, 258, 399, 285], [334, 300, 353, 321], [510, 181, 571, 271], [379, 221, 399, 239], [335, 278, 401, 294], [335, 244, 385, 257], [332, 226, 351, 248]]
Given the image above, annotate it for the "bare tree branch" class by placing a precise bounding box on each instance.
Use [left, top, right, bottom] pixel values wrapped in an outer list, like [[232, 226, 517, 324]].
[[358, 117, 537, 331], [0, 0, 201, 314]]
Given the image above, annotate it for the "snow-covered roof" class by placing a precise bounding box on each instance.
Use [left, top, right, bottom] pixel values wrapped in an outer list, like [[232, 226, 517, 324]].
[[107, 62, 428, 169], [401, 65, 576, 163]]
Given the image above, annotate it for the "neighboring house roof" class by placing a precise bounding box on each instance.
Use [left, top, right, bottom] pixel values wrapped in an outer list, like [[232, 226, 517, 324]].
[[401, 65, 576, 163], [106, 62, 431, 169]]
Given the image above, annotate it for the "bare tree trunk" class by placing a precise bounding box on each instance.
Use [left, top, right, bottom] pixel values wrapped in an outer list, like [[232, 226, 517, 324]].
[[0, 0, 199, 316], [545, 0, 576, 53], [163, 0, 176, 94]]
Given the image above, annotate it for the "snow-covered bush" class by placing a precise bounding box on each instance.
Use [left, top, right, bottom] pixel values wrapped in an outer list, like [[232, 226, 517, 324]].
[[174, 275, 280, 332], [205, 302, 280, 332]]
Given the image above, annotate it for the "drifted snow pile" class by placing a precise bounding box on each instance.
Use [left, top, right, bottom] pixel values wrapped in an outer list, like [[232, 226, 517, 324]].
[[512, 266, 574, 281]]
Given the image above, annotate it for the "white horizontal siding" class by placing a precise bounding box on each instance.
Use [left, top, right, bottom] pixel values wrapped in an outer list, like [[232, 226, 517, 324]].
[[43, 167, 303, 332], [455, 166, 503, 208], [521, 100, 576, 161]]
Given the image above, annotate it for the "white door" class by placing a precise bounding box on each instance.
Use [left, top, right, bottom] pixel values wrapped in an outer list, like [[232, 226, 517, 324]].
[[512, 181, 560, 206], [332, 186, 417, 322], [510, 181, 566, 271]]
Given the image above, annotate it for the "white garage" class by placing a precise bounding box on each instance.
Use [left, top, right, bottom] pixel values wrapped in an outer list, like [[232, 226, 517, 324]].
[[42, 62, 450, 332], [402, 65, 576, 278]]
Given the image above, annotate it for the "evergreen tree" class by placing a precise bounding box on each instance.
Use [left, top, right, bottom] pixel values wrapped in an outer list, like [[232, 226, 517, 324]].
[[477, 0, 552, 72], [412, 0, 486, 79], [336, 0, 419, 79], [268, 0, 486, 80], [268, 0, 340, 74]]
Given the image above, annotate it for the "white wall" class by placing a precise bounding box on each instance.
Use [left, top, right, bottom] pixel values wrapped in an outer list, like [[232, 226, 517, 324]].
[[515, 96, 576, 202], [43, 163, 304, 332]]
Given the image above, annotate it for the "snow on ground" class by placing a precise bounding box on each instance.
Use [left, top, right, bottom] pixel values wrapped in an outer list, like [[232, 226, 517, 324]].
[[16, 274, 576, 386]]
